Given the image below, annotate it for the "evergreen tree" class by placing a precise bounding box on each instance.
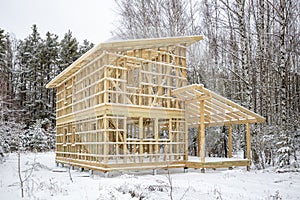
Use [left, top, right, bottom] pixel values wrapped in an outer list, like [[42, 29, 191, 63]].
[[16, 24, 43, 126], [40, 32, 60, 123], [78, 39, 94, 56], [1, 25, 95, 152], [0, 28, 7, 122], [0, 29, 15, 122], [21, 119, 48, 152], [0, 121, 25, 152], [59, 30, 79, 73]]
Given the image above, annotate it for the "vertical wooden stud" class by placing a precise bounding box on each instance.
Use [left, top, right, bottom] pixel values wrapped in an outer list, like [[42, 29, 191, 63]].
[[197, 124, 201, 157], [228, 125, 233, 158], [199, 100, 205, 163], [123, 118, 127, 163], [103, 114, 108, 164], [184, 109, 189, 160], [246, 123, 251, 171], [168, 118, 173, 161], [139, 117, 143, 162], [154, 118, 159, 162]]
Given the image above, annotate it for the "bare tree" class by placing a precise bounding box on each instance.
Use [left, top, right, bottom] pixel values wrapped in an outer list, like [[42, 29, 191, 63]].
[[111, 0, 300, 169]]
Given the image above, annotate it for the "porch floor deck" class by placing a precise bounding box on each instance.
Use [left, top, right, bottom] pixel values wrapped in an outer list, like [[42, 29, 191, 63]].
[[185, 156, 250, 169], [56, 156, 250, 172]]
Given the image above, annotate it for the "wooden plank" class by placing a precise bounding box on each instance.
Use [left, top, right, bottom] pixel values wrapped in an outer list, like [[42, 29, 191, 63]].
[[185, 159, 250, 169], [175, 120, 180, 160], [47, 36, 203, 88], [49, 35, 266, 173], [103, 114, 108, 163], [246, 123, 251, 160], [187, 118, 261, 128], [184, 112, 188, 161], [199, 100, 205, 162], [201, 87, 265, 123], [168, 118, 173, 161], [139, 117, 143, 162], [228, 125, 233, 158], [154, 118, 159, 162], [197, 123, 201, 158], [173, 84, 265, 126]]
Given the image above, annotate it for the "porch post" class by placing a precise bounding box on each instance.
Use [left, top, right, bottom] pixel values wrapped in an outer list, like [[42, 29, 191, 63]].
[[228, 125, 233, 158], [246, 123, 251, 171], [199, 100, 205, 162]]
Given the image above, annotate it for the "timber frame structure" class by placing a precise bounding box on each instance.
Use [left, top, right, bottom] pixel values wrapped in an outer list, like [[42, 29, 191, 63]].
[[46, 35, 265, 172]]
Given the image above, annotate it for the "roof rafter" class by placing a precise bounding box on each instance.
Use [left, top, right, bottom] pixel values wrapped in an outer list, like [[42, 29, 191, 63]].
[[172, 84, 265, 127]]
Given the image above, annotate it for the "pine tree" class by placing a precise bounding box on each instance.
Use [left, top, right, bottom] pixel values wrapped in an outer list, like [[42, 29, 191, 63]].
[[0, 29, 15, 122], [40, 32, 60, 123], [22, 120, 48, 152], [16, 24, 43, 125], [79, 39, 94, 56], [0, 28, 7, 122], [59, 30, 79, 73]]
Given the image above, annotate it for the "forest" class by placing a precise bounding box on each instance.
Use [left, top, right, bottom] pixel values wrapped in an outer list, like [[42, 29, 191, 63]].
[[0, 0, 299, 170]]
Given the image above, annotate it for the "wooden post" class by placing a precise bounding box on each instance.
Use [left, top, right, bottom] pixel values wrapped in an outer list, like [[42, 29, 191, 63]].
[[104, 55, 109, 103], [121, 61, 126, 104], [123, 118, 127, 163], [154, 118, 159, 162], [197, 124, 201, 157], [168, 118, 173, 161], [139, 117, 143, 162], [199, 100, 205, 163], [115, 120, 119, 164], [103, 115, 108, 164], [175, 120, 180, 160], [228, 125, 233, 158], [184, 108, 189, 161], [246, 123, 251, 171]]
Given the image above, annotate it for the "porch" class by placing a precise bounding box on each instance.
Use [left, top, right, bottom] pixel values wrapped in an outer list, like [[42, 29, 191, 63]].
[[172, 84, 265, 170]]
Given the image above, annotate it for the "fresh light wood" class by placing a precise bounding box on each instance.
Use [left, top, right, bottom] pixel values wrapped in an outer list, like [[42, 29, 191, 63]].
[[186, 159, 250, 169], [246, 123, 251, 160], [199, 100, 205, 162], [172, 84, 266, 127], [228, 125, 233, 158], [47, 35, 265, 172]]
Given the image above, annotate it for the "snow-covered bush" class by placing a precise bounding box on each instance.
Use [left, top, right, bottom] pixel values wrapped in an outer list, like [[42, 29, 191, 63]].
[[0, 119, 55, 153], [0, 121, 25, 152], [274, 123, 300, 170], [116, 182, 146, 199], [21, 119, 55, 152]]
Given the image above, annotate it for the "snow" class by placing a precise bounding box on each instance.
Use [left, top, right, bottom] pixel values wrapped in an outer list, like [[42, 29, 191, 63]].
[[0, 152, 300, 200]]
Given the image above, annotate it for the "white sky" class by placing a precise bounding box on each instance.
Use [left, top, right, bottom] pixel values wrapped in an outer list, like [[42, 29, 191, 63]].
[[0, 0, 117, 44]]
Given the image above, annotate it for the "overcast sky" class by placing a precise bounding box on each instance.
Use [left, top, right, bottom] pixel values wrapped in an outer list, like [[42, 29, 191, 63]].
[[0, 0, 117, 44]]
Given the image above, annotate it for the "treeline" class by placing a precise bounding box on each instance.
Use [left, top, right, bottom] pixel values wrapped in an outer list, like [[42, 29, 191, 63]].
[[0, 0, 299, 169], [113, 0, 299, 169], [0, 25, 93, 152]]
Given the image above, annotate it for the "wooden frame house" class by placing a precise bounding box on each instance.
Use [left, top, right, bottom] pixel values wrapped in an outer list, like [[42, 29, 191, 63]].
[[46, 35, 265, 172]]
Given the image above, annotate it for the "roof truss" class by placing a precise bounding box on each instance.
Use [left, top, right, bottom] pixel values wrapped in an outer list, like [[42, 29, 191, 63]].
[[172, 84, 265, 127]]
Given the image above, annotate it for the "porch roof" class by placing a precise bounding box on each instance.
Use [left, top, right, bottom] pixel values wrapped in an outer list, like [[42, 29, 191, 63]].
[[172, 84, 265, 127]]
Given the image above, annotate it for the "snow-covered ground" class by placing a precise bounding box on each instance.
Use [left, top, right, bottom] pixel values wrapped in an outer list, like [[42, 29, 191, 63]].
[[0, 152, 299, 200]]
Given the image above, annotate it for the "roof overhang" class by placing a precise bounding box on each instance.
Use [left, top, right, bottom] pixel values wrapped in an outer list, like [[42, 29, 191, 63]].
[[172, 84, 265, 127], [46, 35, 204, 88]]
